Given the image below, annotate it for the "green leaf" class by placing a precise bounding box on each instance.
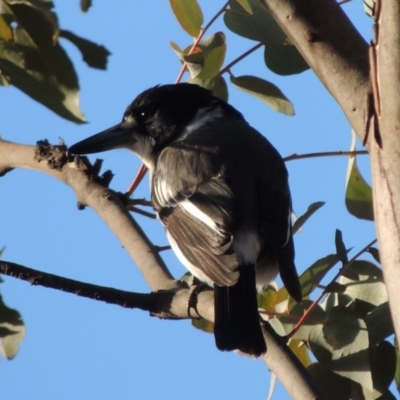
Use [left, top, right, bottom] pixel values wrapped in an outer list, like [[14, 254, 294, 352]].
[[235, 0, 252, 14], [340, 260, 388, 307], [345, 131, 374, 220], [0, 13, 12, 43], [325, 282, 347, 294], [280, 300, 326, 341], [264, 44, 309, 76], [192, 318, 213, 333], [368, 247, 380, 264], [0, 294, 25, 360], [80, 0, 92, 13], [307, 363, 352, 400], [0, 1, 85, 123], [340, 268, 359, 281], [183, 48, 205, 78], [292, 201, 325, 234], [299, 253, 340, 297], [188, 75, 228, 102], [224, 0, 286, 44], [169, 0, 203, 37], [309, 306, 373, 393], [365, 302, 394, 346], [370, 341, 396, 396], [230, 75, 294, 115], [170, 42, 204, 78], [171, 33, 226, 80], [335, 229, 348, 265], [196, 32, 226, 80], [289, 339, 312, 367], [257, 283, 279, 312], [60, 30, 111, 70]]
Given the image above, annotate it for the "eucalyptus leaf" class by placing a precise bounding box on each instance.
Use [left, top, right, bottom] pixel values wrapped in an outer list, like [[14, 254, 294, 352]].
[[170, 42, 205, 79], [340, 260, 387, 307], [80, 0, 92, 13], [345, 131, 374, 220], [370, 341, 396, 396], [169, 0, 203, 37], [299, 253, 340, 297], [230, 75, 294, 115], [196, 32, 226, 80], [289, 339, 312, 367], [335, 229, 348, 265], [235, 0, 252, 14], [192, 318, 214, 333], [292, 201, 325, 234], [368, 247, 380, 264], [280, 300, 326, 341], [224, 0, 286, 44], [257, 284, 278, 313], [60, 30, 111, 70], [188, 75, 228, 102], [307, 363, 352, 400], [365, 302, 394, 346], [0, 294, 25, 360], [264, 44, 309, 76], [309, 306, 373, 392], [0, 1, 85, 122]]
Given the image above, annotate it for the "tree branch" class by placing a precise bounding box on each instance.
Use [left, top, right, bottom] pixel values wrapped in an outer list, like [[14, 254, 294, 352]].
[[370, 0, 400, 341], [0, 258, 323, 399], [0, 139, 177, 292], [283, 149, 368, 162], [261, 0, 371, 144], [261, 323, 323, 400], [0, 259, 214, 320]]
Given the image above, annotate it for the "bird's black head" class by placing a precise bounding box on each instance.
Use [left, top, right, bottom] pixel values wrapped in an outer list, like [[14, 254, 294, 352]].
[[68, 83, 242, 166]]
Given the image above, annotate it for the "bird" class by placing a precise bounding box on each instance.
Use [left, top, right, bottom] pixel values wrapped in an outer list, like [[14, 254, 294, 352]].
[[68, 83, 302, 357]]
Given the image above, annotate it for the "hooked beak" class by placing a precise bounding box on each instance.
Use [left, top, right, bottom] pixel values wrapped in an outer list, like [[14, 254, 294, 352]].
[[68, 122, 135, 155]]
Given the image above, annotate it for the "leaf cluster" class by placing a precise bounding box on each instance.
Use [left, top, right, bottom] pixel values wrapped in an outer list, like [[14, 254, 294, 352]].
[[0, 0, 110, 123]]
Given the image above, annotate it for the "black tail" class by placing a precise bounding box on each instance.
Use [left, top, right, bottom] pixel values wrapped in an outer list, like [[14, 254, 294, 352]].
[[214, 264, 266, 357], [279, 236, 302, 303]]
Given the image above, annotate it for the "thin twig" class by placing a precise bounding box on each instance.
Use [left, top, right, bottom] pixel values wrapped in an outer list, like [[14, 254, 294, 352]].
[[175, 1, 230, 84], [0, 260, 154, 310], [283, 149, 368, 162], [0, 260, 213, 320], [219, 42, 264, 75], [129, 198, 153, 207], [128, 206, 157, 219], [154, 245, 172, 253]]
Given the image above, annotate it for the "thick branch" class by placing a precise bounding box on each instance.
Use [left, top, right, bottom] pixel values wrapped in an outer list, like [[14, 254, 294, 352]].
[[261, 0, 371, 143], [261, 323, 323, 400], [0, 139, 176, 292], [0, 260, 213, 320], [370, 0, 400, 341], [0, 258, 322, 399]]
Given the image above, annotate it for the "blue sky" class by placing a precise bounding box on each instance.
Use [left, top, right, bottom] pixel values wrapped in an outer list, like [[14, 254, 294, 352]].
[[1, 2, 376, 399]]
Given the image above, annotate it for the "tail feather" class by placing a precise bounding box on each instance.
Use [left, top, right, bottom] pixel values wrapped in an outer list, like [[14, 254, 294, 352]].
[[279, 236, 302, 303], [214, 264, 266, 357]]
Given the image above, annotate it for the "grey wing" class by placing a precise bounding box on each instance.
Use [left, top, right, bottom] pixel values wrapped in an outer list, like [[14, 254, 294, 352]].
[[152, 149, 239, 287]]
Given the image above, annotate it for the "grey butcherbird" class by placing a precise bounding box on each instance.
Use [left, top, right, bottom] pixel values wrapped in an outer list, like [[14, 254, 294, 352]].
[[68, 83, 302, 357]]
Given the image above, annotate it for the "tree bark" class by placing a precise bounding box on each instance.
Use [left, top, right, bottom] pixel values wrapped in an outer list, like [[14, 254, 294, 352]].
[[261, 0, 371, 142], [370, 0, 400, 342], [262, 0, 400, 343]]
